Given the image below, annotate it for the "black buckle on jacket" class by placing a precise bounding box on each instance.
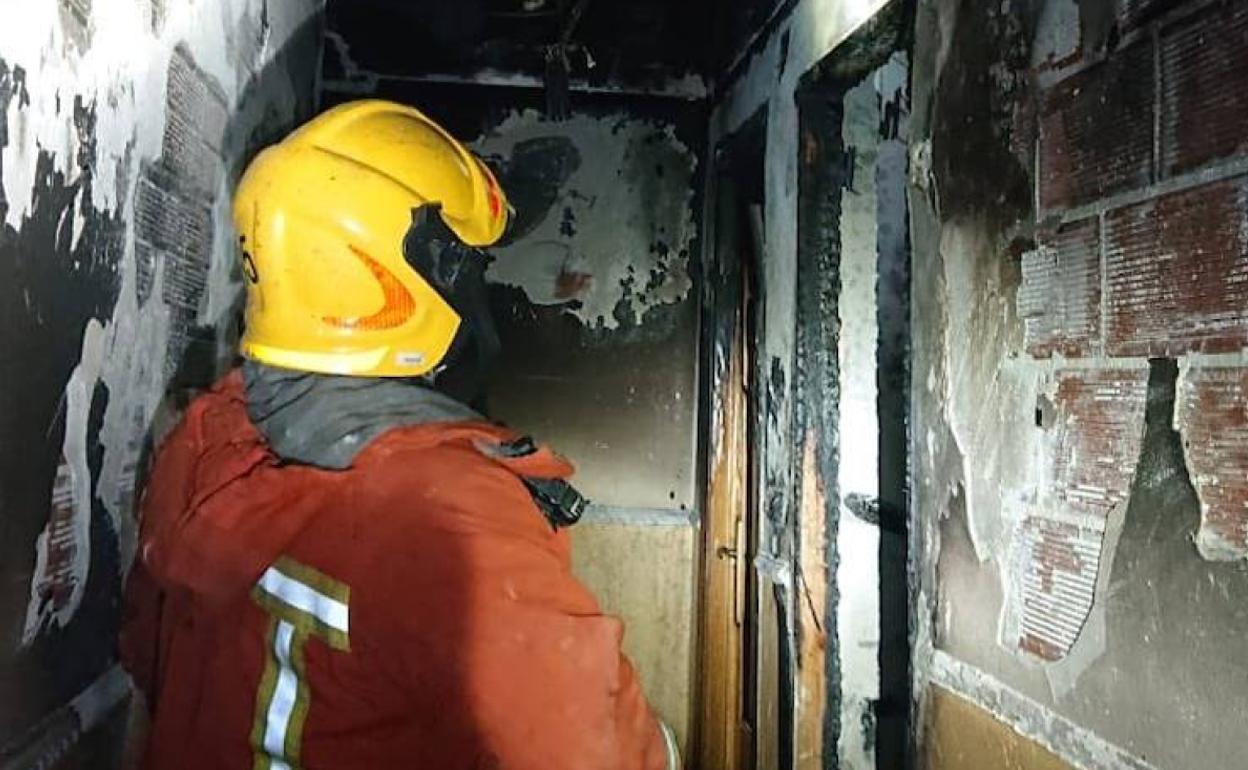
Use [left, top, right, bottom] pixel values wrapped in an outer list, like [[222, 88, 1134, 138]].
[[523, 477, 587, 530], [489, 436, 586, 529]]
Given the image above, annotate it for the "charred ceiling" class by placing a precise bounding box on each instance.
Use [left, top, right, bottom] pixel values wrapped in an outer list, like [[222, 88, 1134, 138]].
[[325, 0, 790, 90], [326, 0, 706, 86]]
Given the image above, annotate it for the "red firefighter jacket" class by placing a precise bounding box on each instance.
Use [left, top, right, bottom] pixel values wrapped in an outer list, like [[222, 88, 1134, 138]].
[[121, 371, 668, 770]]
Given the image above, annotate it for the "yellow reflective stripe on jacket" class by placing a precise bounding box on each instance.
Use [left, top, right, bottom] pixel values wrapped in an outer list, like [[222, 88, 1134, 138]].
[[250, 558, 351, 769]]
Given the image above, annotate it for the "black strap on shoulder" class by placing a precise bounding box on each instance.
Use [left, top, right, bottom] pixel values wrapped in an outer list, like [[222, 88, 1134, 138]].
[[496, 436, 587, 529], [495, 435, 538, 458]]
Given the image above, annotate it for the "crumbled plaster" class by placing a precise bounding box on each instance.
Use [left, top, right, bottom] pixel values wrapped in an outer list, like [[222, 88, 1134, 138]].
[[908, 0, 1157, 694], [934, 213, 1154, 698], [991, 366, 1149, 698], [907, 0, 1101, 742], [474, 110, 697, 330], [3, 0, 322, 646], [938, 220, 1040, 562], [1037, 490, 1123, 700]]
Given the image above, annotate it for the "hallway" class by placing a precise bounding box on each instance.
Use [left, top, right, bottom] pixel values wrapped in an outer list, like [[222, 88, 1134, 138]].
[[1, 0, 1246, 768]]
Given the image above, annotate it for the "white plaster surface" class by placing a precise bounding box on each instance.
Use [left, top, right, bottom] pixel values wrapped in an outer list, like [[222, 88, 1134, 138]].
[[939, 221, 1043, 564]]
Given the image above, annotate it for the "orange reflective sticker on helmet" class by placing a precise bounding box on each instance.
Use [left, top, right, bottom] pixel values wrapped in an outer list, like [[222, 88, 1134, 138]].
[[323, 246, 416, 330], [487, 179, 502, 219]]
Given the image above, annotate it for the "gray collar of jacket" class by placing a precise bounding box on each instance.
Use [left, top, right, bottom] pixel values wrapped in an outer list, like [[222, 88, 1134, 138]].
[[242, 361, 482, 470]]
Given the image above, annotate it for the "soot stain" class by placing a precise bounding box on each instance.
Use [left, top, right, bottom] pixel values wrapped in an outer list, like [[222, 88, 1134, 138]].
[[0, 90, 127, 737]]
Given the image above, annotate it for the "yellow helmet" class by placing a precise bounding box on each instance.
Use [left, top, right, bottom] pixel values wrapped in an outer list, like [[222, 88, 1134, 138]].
[[233, 99, 510, 377]]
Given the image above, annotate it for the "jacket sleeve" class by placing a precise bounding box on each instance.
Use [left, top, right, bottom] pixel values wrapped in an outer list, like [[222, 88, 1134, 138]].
[[377, 449, 671, 770]]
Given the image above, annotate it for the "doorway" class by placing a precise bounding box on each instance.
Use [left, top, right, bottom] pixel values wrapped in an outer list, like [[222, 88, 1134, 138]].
[[792, 8, 911, 767], [698, 110, 778, 770]]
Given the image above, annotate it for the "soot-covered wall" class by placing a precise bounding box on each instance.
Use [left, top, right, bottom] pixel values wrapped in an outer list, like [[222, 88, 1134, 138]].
[[0, 1, 322, 762], [910, 0, 1248, 768]]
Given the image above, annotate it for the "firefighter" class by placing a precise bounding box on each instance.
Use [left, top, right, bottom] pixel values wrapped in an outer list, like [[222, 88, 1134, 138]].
[[121, 99, 678, 770]]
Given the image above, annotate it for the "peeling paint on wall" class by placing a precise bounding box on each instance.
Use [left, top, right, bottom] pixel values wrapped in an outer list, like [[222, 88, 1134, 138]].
[[474, 110, 697, 330], [22, 320, 108, 646]]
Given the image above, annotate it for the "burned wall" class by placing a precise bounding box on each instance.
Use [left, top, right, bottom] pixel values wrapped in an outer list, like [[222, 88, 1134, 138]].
[[0, 0, 323, 763], [708, 0, 903, 766], [911, 0, 1248, 767], [826, 52, 911, 770], [321, 73, 705, 520], [472, 103, 703, 513]]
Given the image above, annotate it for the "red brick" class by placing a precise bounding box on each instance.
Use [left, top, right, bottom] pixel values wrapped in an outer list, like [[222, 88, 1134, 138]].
[[1039, 40, 1154, 210], [1160, 3, 1248, 176], [1104, 177, 1248, 356], [1018, 516, 1105, 662], [1176, 366, 1248, 560], [1019, 218, 1102, 358], [34, 461, 80, 614], [1018, 366, 1143, 658], [1050, 369, 1149, 516], [1016, 368, 1148, 661]]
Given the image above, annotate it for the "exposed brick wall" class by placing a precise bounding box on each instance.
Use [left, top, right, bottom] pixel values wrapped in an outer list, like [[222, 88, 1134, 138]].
[[1018, 515, 1105, 662], [1016, 369, 1148, 661], [1038, 40, 1153, 211], [135, 45, 228, 380], [1104, 177, 1248, 356], [1020, 218, 1101, 358], [1160, 3, 1248, 176], [1017, 0, 1248, 575], [1049, 371, 1149, 515], [1176, 366, 1248, 560], [27, 462, 78, 632]]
